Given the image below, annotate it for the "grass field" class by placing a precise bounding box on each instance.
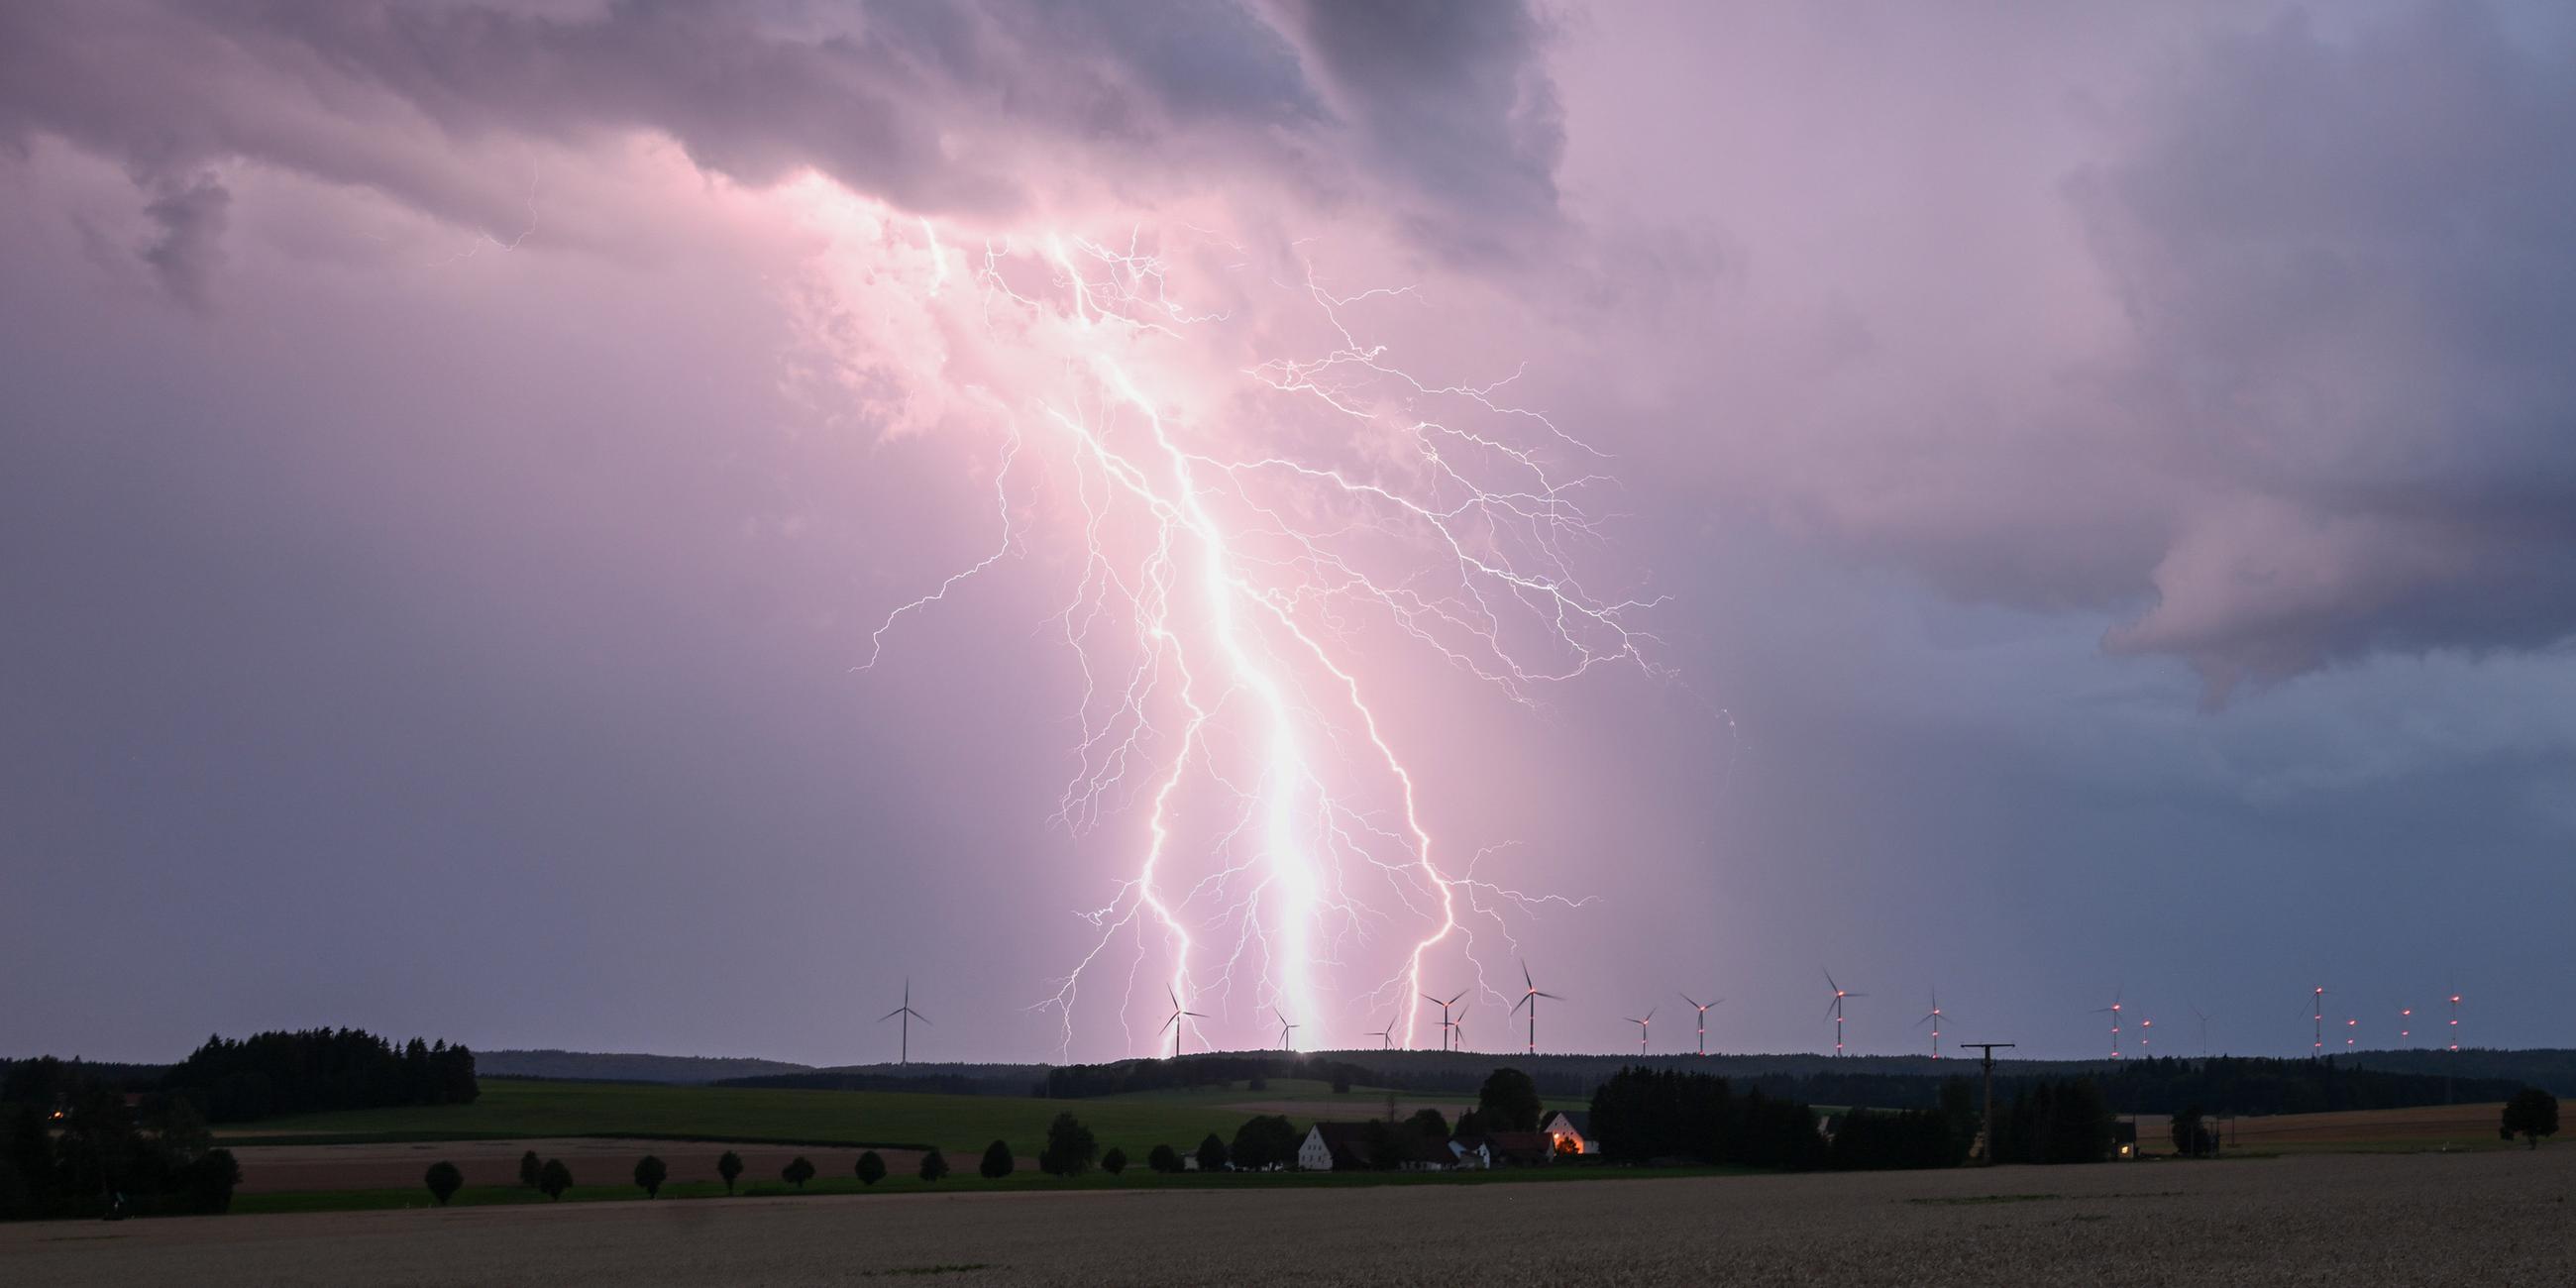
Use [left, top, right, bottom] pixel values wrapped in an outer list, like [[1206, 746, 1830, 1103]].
[[217, 1077, 1397, 1159], [2199, 1102, 2516, 1154]]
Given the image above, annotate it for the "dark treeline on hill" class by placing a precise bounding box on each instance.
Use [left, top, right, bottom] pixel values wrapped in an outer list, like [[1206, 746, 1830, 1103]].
[[1, 1059, 242, 1221], [162, 1028, 479, 1123], [1586, 1067, 1978, 1171], [1045, 1054, 1380, 1099], [719, 1069, 1034, 1097]]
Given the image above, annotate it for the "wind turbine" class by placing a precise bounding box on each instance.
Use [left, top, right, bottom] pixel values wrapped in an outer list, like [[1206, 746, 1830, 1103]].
[[1511, 962, 1563, 1054], [878, 978, 929, 1065], [1158, 985, 1207, 1060], [1916, 986, 1947, 1059], [2308, 986, 2326, 1056], [2092, 986, 2125, 1059], [2447, 990, 2463, 1052], [1625, 1007, 1657, 1056], [1275, 1006, 1300, 1051], [2139, 1017, 2153, 1054], [1679, 993, 1723, 1056], [1422, 990, 1466, 1052], [2190, 1004, 2211, 1056], [2344, 1017, 2357, 1054], [1369, 1020, 1395, 1051], [2400, 1007, 2414, 1043], [1824, 970, 1864, 1056]]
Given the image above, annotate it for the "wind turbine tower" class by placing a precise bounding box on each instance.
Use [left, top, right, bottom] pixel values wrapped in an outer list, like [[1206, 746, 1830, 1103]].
[[1625, 1008, 1657, 1056], [1679, 993, 1723, 1056], [1511, 962, 1563, 1054], [1158, 986, 1207, 1060], [2310, 986, 2326, 1055], [1916, 987, 1947, 1059], [1824, 970, 1864, 1056], [2400, 1007, 2413, 1043], [878, 978, 929, 1065], [2448, 991, 2463, 1051], [2093, 987, 2125, 1059], [1423, 990, 1466, 1052]]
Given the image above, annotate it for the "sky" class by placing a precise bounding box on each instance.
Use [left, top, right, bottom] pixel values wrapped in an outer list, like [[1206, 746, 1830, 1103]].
[[3, 0, 2572, 1067]]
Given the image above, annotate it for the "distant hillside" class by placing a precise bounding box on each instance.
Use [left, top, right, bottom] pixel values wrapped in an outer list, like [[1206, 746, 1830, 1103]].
[[718, 1062, 1051, 1096], [478, 1049, 814, 1084]]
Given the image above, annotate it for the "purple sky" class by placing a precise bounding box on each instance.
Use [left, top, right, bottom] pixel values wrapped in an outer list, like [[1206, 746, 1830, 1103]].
[[4, 1, 2572, 1065]]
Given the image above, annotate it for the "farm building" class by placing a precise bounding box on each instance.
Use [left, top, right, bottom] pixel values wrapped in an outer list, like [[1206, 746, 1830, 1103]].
[[1298, 1123, 1375, 1172], [1543, 1111, 1594, 1155], [1456, 1130, 1557, 1166]]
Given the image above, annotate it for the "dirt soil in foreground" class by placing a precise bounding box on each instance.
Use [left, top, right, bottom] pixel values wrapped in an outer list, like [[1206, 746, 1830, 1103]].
[[6, 1147, 2572, 1286]]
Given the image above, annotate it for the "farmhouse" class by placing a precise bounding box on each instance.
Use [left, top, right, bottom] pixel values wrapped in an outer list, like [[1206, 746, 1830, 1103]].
[[1543, 1110, 1594, 1155], [1298, 1123, 1375, 1172], [1456, 1129, 1556, 1166]]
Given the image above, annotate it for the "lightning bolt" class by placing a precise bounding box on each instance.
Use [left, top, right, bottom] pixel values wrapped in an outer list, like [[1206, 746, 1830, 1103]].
[[801, 183, 1659, 1058]]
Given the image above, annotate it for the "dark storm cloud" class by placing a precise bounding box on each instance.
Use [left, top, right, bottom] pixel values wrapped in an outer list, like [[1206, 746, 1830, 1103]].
[[2073, 4, 2576, 696], [0, 0, 1558, 298]]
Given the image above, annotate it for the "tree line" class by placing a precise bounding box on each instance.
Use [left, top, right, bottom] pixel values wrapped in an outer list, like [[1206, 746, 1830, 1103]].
[[161, 1028, 479, 1123]]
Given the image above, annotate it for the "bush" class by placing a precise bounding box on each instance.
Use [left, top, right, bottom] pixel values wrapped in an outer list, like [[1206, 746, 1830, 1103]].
[[633, 1154, 667, 1199], [1101, 1146, 1127, 1175], [918, 1147, 949, 1183], [1195, 1132, 1229, 1172], [518, 1148, 542, 1190], [979, 1139, 1015, 1179], [716, 1150, 743, 1195], [2502, 1088, 2560, 1149], [537, 1158, 573, 1201], [783, 1156, 815, 1189], [1039, 1112, 1098, 1177], [2171, 1106, 2215, 1158], [424, 1160, 464, 1207], [1146, 1143, 1181, 1173], [1332, 1072, 1352, 1094], [856, 1150, 886, 1186]]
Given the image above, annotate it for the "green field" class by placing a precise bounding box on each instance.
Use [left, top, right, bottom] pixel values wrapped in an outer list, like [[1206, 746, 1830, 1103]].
[[219, 1077, 1428, 1159]]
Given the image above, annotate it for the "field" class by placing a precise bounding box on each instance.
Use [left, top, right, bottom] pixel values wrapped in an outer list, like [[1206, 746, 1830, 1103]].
[[219, 1076, 1412, 1157], [7, 1147, 2569, 1285], [2203, 1102, 2514, 1153], [211, 1077, 1473, 1205]]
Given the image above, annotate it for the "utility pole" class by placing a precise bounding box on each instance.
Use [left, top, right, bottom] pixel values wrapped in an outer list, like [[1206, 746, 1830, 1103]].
[[1961, 1042, 2016, 1165]]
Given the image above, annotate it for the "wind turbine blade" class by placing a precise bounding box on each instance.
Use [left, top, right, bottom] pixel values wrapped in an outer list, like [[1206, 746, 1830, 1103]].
[[912, 1013, 931, 1025], [879, 1009, 906, 1021], [1824, 969, 1839, 993], [1184, 1010, 1207, 1019], [1539, 992, 1564, 1002], [1825, 997, 1840, 1020], [1158, 1013, 1179, 1034], [1512, 994, 1532, 1016], [1422, 993, 1443, 1006], [1845, 992, 1868, 1001], [1169, 984, 1181, 1010], [1917, 1014, 1935, 1027], [1680, 993, 1699, 1011], [1644, 1008, 1657, 1023], [1447, 990, 1468, 1007]]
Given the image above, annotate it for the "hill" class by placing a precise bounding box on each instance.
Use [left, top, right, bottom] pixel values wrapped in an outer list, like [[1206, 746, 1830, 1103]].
[[475, 1050, 815, 1083]]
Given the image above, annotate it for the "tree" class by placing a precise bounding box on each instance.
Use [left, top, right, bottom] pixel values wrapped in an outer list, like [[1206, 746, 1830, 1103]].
[[1039, 1112, 1098, 1177], [1406, 1108, 1452, 1145], [1195, 1132, 1230, 1172], [537, 1158, 573, 1201], [716, 1149, 744, 1195], [1101, 1145, 1127, 1175], [518, 1148, 542, 1190], [979, 1139, 1015, 1179], [1229, 1115, 1302, 1171], [1331, 1071, 1352, 1094], [918, 1146, 950, 1182], [1478, 1067, 1544, 1131], [633, 1154, 668, 1199], [2502, 1089, 2560, 1149], [2171, 1106, 2215, 1158], [856, 1150, 887, 1186], [423, 1160, 464, 1207], [1146, 1143, 1181, 1173], [782, 1155, 815, 1189]]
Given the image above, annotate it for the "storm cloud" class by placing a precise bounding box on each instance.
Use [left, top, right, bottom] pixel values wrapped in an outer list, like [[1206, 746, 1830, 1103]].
[[2, 1, 2570, 1062]]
